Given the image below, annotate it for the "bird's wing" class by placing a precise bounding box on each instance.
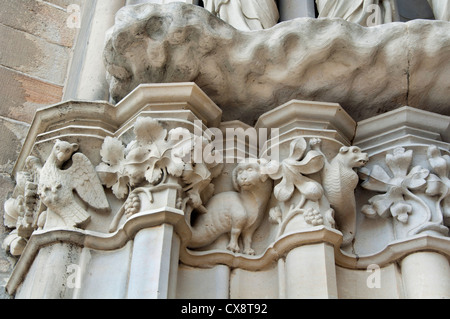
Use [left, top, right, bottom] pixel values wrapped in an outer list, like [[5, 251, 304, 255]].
[[66, 153, 110, 211], [58, 201, 91, 228]]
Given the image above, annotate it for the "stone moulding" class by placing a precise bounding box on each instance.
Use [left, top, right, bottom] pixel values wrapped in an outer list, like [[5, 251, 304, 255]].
[[104, 2, 450, 125], [12, 82, 222, 180], [7, 206, 450, 295]]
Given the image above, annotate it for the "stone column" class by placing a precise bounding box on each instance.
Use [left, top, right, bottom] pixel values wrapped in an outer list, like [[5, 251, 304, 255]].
[[401, 251, 450, 298], [127, 224, 180, 299], [285, 243, 338, 299], [64, 0, 126, 101], [256, 100, 356, 299], [278, 0, 316, 21]]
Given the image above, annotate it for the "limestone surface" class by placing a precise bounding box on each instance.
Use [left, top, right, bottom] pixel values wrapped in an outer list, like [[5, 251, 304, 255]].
[[104, 2, 450, 125]]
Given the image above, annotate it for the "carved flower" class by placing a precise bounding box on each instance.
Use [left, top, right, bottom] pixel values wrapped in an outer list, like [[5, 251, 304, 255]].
[[97, 117, 194, 199], [97, 136, 130, 199], [360, 147, 429, 223], [268, 137, 324, 202]]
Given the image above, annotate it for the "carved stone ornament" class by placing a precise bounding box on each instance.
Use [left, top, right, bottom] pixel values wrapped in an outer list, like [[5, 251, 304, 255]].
[[267, 137, 368, 246], [188, 159, 273, 255], [359, 145, 450, 239], [267, 137, 330, 238], [3, 83, 450, 299], [95, 117, 369, 255], [98, 116, 223, 233], [3, 1, 450, 299], [2, 139, 110, 256], [38, 140, 110, 229]]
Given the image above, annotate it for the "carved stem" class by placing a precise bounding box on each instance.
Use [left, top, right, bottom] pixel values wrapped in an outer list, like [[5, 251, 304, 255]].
[[276, 195, 307, 238], [403, 187, 433, 236]]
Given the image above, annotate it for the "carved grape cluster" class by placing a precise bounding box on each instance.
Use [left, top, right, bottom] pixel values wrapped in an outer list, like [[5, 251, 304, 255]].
[[124, 193, 141, 218], [304, 208, 323, 226]]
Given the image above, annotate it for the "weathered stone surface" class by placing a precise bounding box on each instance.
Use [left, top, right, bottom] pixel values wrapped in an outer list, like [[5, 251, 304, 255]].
[[0, 66, 63, 123], [0, 0, 80, 48], [0, 117, 29, 175], [0, 23, 72, 85], [104, 3, 450, 125]]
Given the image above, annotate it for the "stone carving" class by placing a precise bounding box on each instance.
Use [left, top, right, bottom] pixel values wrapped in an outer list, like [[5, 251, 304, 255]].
[[203, 0, 279, 31], [359, 146, 449, 238], [2, 159, 40, 256], [188, 159, 273, 255], [99, 117, 222, 232], [315, 0, 394, 26], [104, 3, 450, 125], [96, 117, 193, 200], [267, 137, 335, 237], [37, 140, 110, 229], [268, 138, 324, 203], [311, 139, 369, 246], [426, 145, 450, 226], [2, 140, 110, 255]]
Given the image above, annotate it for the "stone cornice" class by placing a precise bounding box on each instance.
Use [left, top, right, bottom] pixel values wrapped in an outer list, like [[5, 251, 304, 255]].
[[12, 83, 222, 180], [7, 208, 450, 295]]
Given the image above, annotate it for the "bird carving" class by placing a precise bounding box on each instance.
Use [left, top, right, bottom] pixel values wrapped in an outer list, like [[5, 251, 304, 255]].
[[37, 140, 110, 229]]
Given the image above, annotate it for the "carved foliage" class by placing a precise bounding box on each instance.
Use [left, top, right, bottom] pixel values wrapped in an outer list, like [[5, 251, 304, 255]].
[[97, 117, 192, 199], [268, 137, 324, 203], [97, 117, 222, 221], [359, 146, 449, 238], [267, 137, 333, 237]]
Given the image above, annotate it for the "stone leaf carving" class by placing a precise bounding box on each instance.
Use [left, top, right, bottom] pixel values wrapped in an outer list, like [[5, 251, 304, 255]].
[[268, 137, 324, 203], [359, 146, 449, 238], [37, 140, 110, 229], [188, 159, 273, 255], [267, 137, 368, 245], [267, 137, 335, 238], [98, 117, 222, 228], [104, 2, 450, 125], [97, 117, 192, 199]]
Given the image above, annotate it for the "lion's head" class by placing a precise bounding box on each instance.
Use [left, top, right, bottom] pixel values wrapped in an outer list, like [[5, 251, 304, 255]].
[[337, 146, 369, 168]]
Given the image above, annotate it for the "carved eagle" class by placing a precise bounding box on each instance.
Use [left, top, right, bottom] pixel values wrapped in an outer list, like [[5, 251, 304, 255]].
[[37, 140, 110, 229]]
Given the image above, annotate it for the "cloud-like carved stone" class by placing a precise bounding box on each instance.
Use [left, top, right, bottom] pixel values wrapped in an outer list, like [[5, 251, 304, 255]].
[[104, 3, 450, 125]]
